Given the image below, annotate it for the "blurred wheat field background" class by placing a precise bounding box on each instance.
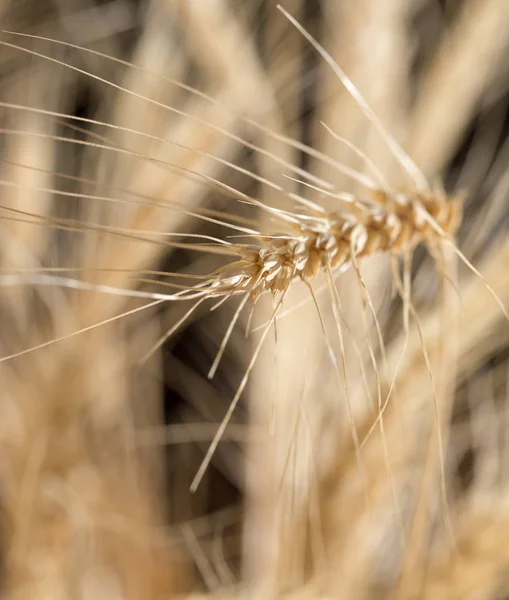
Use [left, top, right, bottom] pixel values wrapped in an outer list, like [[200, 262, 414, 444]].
[[1, 0, 509, 598]]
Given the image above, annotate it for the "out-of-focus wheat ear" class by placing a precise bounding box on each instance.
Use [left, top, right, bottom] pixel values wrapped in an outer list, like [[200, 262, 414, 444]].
[[308, 372, 416, 598], [174, 0, 275, 117], [467, 371, 500, 495], [421, 505, 509, 600], [0, 63, 65, 343], [1, 331, 188, 599], [409, 0, 509, 180], [1, 111, 54, 261], [392, 315, 452, 598]]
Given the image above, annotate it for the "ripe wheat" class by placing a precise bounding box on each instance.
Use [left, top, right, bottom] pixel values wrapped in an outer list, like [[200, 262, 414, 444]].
[[1, 8, 509, 597]]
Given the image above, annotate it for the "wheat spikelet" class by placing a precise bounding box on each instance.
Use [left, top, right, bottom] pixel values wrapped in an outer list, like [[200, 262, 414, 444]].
[[1, 1, 509, 599]]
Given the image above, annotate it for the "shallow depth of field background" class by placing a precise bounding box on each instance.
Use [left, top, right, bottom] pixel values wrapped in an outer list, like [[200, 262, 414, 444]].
[[1, 0, 509, 598]]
